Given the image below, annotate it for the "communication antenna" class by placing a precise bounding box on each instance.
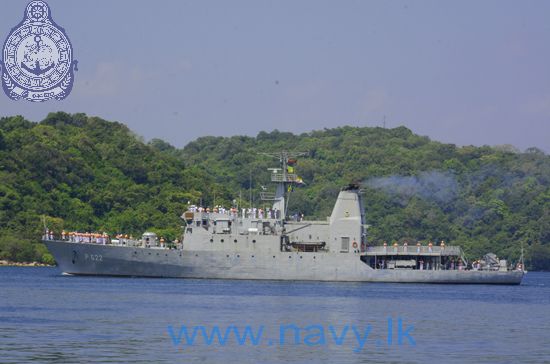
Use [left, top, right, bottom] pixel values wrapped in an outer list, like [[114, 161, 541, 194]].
[[249, 170, 252, 208], [259, 151, 308, 220], [520, 241, 525, 272]]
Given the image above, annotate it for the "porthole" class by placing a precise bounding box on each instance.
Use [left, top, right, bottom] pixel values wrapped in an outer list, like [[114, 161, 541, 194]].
[[237, 254, 240, 258], [234, 239, 237, 243], [210, 239, 213, 243], [221, 239, 224, 243], [289, 256, 292, 259], [226, 254, 230, 258], [300, 256, 303, 259], [252, 240, 256, 243]]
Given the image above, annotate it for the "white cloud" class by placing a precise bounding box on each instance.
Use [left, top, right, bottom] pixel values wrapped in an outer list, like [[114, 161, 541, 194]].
[[76, 62, 132, 97], [75, 60, 191, 98]]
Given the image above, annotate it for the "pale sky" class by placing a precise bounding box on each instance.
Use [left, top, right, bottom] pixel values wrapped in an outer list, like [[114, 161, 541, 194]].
[[1, 0, 549, 151]]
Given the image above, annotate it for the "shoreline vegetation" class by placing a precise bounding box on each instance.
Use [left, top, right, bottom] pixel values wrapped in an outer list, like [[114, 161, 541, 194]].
[[1, 112, 549, 270], [0, 260, 54, 267]]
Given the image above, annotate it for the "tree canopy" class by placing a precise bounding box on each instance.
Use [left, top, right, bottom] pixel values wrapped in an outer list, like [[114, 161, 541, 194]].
[[1, 113, 549, 269]]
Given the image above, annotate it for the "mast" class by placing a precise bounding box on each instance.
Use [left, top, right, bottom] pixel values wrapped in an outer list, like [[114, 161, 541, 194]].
[[249, 170, 252, 208], [42, 215, 47, 234], [259, 151, 307, 221], [520, 242, 525, 272]]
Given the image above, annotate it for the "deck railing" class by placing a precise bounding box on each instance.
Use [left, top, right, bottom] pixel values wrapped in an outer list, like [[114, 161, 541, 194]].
[[365, 245, 462, 256], [271, 173, 299, 183]]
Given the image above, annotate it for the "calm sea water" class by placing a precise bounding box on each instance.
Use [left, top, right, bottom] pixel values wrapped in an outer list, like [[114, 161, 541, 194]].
[[1, 267, 549, 363]]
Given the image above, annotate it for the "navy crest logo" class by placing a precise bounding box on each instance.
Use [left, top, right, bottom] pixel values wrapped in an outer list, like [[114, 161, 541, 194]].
[[0, 1, 78, 102]]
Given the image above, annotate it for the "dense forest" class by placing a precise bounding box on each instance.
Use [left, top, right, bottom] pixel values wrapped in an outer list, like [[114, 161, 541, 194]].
[[1, 112, 549, 269]]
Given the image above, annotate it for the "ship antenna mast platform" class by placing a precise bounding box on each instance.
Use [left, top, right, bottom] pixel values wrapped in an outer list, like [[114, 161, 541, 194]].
[[259, 151, 308, 219]]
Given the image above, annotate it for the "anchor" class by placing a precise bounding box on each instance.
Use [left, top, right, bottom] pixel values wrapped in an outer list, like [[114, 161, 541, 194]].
[[20, 35, 55, 76]]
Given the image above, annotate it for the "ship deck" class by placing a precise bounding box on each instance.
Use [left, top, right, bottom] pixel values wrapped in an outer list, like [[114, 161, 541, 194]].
[[365, 245, 461, 256]]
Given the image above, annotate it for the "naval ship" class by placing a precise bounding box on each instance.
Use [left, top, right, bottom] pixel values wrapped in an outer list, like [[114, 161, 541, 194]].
[[43, 152, 524, 284]]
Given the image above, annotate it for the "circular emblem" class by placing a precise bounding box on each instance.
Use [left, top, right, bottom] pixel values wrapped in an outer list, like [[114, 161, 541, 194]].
[[1, 1, 77, 102], [28, 2, 49, 22]]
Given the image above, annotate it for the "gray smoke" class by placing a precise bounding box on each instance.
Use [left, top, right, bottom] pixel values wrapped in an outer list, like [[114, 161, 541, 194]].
[[363, 171, 458, 204]]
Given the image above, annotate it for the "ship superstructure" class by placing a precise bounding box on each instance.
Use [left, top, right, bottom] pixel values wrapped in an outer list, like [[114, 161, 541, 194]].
[[43, 152, 524, 284]]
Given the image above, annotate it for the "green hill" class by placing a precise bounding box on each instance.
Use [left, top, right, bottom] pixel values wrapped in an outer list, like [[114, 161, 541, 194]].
[[1, 112, 549, 269]]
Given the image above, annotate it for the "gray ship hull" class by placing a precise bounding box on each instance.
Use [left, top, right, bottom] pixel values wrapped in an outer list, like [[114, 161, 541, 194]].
[[44, 240, 524, 284]]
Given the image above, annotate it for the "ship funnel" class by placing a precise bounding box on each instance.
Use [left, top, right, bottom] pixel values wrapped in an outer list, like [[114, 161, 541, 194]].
[[328, 186, 364, 253]]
